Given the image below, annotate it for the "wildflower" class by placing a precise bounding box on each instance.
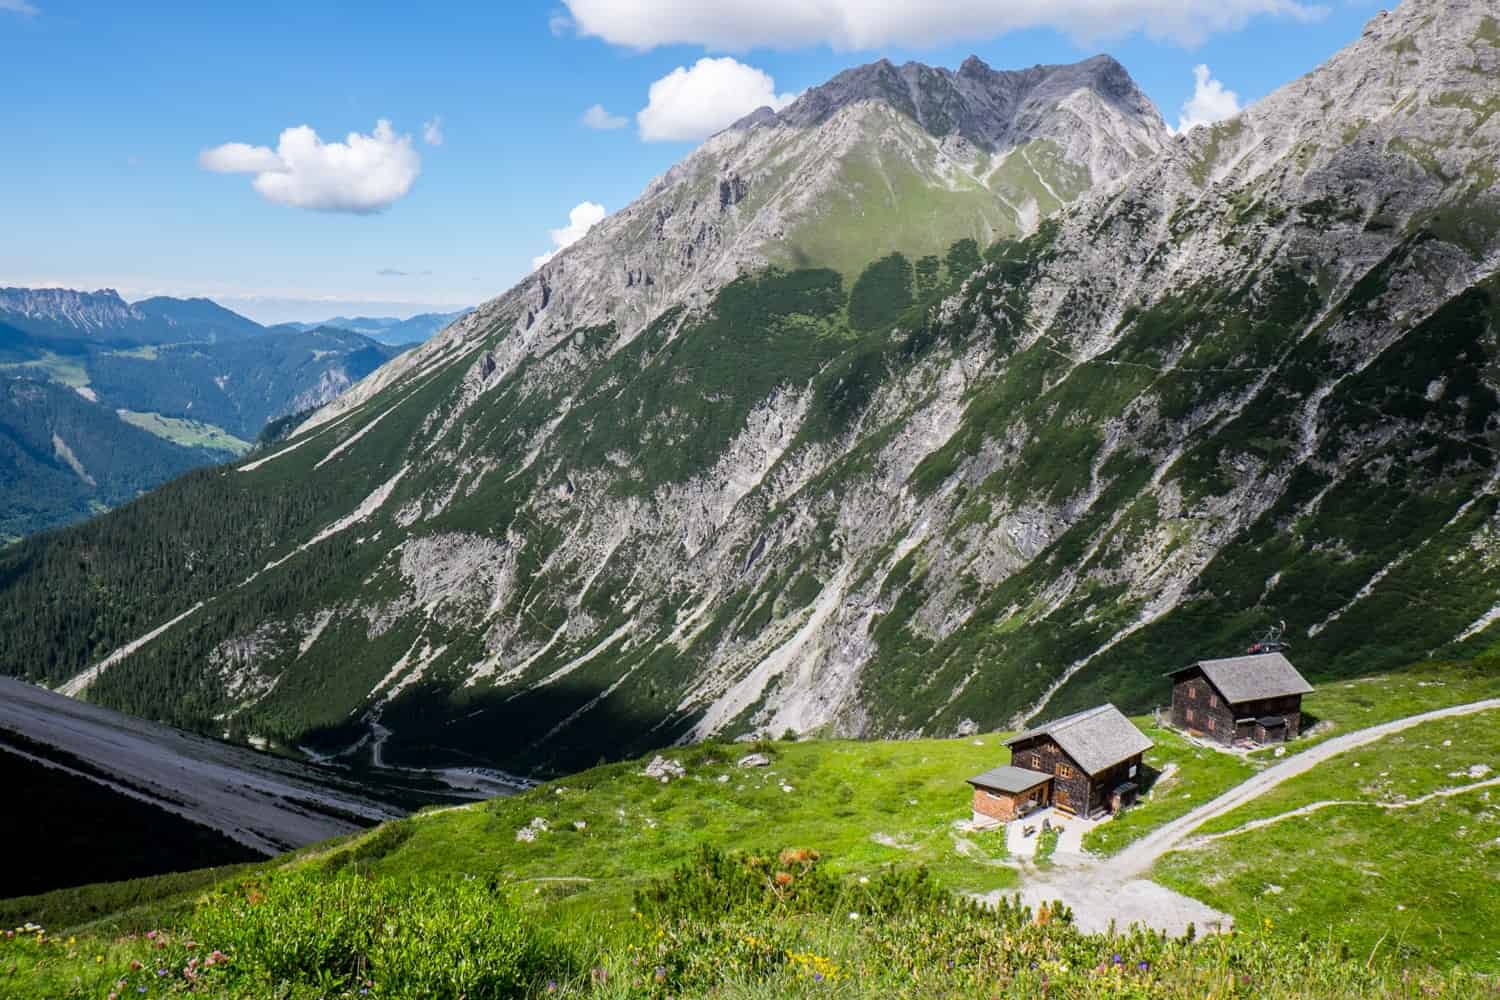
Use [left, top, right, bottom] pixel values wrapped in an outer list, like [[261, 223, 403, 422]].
[[654, 965, 667, 982], [145, 931, 157, 940], [96, 955, 104, 964], [848, 912, 860, 920], [546, 981, 558, 993], [1138, 960, 1150, 972], [1112, 953, 1123, 964], [68, 936, 76, 945]]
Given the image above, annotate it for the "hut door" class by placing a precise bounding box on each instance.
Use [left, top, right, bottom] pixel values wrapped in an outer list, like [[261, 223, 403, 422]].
[[1054, 787, 1072, 812]]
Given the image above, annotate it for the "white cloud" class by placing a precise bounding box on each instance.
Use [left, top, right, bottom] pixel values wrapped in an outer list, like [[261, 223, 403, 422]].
[[199, 119, 420, 214], [0, 0, 39, 14], [199, 142, 286, 174], [581, 104, 628, 130], [637, 57, 798, 143], [562, 0, 1323, 49], [532, 201, 607, 269], [1176, 64, 1242, 133], [422, 117, 444, 146]]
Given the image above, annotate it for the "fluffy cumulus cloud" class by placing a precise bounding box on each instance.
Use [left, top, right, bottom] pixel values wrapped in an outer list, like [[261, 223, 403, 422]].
[[637, 58, 798, 143], [533, 201, 607, 269], [1176, 64, 1242, 132], [563, 0, 1323, 49], [199, 120, 420, 214], [422, 117, 444, 146], [581, 104, 628, 130]]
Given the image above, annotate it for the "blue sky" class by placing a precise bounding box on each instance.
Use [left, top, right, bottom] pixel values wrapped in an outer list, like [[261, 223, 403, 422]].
[[0, 0, 1384, 323]]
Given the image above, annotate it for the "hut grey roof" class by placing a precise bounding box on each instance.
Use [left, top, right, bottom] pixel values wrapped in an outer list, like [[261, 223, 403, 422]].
[[1005, 703, 1153, 776], [1168, 652, 1313, 704], [967, 765, 1052, 794]]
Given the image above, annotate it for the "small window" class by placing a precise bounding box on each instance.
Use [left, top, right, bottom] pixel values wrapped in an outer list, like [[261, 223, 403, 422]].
[[1056, 763, 1075, 779], [1206, 717, 1216, 732], [1030, 753, 1042, 769], [1209, 693, 1219, 708], [1186, 707, 1195, 723], [1188, 686, 1197, 700]]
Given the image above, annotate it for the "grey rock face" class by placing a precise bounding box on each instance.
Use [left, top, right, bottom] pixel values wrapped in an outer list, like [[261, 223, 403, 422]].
[[0, 287, 143, 333]]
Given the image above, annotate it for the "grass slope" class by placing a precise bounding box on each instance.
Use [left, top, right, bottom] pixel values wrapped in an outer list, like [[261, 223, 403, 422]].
[[114, 411, 251, 456], [1088, 657, 1500, 855], [1155, 707, 1500, 972], [5, 659, 1500, 999]]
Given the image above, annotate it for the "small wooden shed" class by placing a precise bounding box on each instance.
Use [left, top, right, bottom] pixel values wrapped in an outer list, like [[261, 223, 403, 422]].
[[967, 764, 1052, 823], [1166, 652, 1313, 746]]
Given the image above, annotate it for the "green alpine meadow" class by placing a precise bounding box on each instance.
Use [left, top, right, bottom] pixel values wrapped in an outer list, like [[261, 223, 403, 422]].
[[4, 0, 1500, 994]]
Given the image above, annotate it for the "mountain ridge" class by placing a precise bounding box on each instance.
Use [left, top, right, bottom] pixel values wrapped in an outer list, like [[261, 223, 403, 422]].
[[0, 291, 406, 538], [0, 287, 266, 345], [305, 49, 1169, 433]]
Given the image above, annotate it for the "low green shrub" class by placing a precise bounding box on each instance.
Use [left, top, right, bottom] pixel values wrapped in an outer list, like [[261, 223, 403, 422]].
[[150, 870, 578, 998]]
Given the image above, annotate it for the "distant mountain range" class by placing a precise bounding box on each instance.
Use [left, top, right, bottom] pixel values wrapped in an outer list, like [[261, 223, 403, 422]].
[[272, 309, 471, 346], [0, 287, 264, 347], [0, 288, 413, 540]]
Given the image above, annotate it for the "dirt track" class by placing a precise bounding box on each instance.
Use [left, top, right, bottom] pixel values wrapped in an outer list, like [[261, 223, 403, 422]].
[[987, 697, 1500, 935]]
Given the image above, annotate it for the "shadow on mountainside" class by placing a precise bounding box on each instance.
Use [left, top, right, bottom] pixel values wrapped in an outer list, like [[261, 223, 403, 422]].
[[308, 679, 701, 780]]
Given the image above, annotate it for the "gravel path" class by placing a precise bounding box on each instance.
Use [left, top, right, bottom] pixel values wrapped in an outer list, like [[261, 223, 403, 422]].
[[983, 696, 1500, 935], [1110, 696, 1500, 879]]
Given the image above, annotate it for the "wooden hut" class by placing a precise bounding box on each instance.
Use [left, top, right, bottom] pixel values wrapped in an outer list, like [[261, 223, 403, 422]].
[[968, 704, 1153, 820], [1166, 652, 1312, 746]]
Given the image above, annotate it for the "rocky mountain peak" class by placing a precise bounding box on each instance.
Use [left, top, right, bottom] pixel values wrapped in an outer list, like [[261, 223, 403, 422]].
[[308, 50, 1172, 433], [772, 51, 1166, 150]]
